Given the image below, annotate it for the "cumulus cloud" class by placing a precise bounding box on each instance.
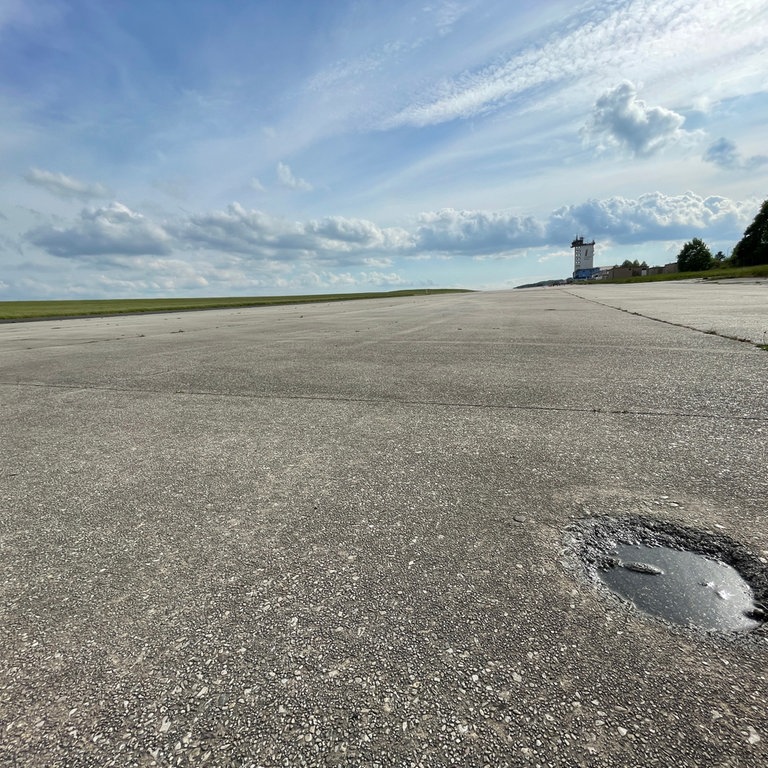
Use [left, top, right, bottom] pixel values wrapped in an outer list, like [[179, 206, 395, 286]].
[[414, 208, 545, 254], [174, 203, 303, 255], [26, 202, 171, 258], [547, 191, 754, 244], [703, 138, 768, 171], [24, 168, 111, 200], [276, 162, 313, 191], [583, 81, 690, 156], [21, 192, 756, 285], [305, 216, 385, 245], [172, 203, 411, 262], [306, 216, 412, 251]]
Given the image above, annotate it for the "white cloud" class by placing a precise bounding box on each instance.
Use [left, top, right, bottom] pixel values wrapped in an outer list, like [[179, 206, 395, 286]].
[[90, 260, 210, 295], [19, 192, 757, 296], [363, 256, 394, 268], [25, 202, 171, 258], [359, 270, 409, 286], [547, 191, 755, 244], [171, 204, 410, 263], [703, 137, 768, 171], [4, 0, 767, 300], [305, 216, 384, 245], [306, 216, 412, 251], [276, 161, 313, 191], [471, 251, 527, 262], [175, 203, 303, 255], [24, 168, 111, 200], [427, 0, 477, 36], [380, 0, 768, 131], [583, 81, 691, 157], [300, 269, 407, 291], [537, 249, 571, 264], [414, 208, 546, 254]]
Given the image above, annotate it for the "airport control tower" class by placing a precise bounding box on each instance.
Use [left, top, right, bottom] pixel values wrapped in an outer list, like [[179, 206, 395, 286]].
[[571, 236, 596, 279]]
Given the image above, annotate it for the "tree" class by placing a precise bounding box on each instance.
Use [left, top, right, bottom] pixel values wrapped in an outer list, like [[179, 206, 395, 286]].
[[677, 238, 712, 272], [619, 259, 647, 270], [732, 199, 768, 267]]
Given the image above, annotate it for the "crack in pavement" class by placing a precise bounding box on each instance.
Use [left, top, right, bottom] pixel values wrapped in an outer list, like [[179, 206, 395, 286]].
[[2, 380, 766, 422], [562, 288, 767, 350]]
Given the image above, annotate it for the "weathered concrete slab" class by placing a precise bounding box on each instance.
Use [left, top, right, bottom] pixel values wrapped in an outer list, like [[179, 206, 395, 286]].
[[566, 278, 768, 344], [1, 286, 767, 766]]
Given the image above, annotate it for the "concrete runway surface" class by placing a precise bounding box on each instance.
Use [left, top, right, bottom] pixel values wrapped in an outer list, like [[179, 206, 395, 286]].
[[1, 281, 767, 767]]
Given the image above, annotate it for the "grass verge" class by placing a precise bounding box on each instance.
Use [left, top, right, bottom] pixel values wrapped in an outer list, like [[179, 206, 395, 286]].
[[599, 264, 768, 284], [0, 289, 471, 321]]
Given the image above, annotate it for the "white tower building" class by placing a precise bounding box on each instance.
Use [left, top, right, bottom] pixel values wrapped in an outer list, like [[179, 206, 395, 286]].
[[571, 236, 595, 276]]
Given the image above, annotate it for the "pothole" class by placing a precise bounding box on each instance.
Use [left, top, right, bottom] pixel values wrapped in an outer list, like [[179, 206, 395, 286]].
[[599, 543, 762, 631], [565, 515, 768, 633]]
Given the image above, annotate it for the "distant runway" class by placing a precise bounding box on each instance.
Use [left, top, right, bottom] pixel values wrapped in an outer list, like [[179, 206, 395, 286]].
[[2, 284, 767, 766]]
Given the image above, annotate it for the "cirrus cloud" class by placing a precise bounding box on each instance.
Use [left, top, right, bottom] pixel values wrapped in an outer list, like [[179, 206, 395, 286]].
[[276, 162, 313, 191], [24, 168, 111, 200]]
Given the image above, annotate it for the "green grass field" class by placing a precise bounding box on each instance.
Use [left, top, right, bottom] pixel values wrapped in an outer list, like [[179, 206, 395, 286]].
[[0, 289, 471, 321], [600, 264, 768, 284]]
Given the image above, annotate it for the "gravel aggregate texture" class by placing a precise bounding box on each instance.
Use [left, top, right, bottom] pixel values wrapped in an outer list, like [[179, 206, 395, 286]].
[[1, 284, 767, 766]]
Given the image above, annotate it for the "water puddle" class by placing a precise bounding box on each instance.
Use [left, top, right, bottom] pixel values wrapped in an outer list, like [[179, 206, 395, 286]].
[[599, 543, 763, 632], [565, 514, 768, 634]]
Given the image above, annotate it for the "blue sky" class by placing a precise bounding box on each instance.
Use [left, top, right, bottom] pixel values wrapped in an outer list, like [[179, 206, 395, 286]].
[[1, 0, 767, 298]]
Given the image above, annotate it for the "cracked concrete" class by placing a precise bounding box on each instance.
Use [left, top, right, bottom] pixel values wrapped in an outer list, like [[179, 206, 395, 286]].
[[565, 278, 768, 346], [1, 285, 767, 766]]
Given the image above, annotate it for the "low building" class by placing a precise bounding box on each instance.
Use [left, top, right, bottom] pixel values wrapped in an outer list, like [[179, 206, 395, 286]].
[[604, 266, 634, 279], [572, 267, 601, 280]]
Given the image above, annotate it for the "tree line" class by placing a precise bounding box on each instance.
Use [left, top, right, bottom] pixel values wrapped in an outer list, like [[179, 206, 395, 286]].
[[677, 198, 768, 271]]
